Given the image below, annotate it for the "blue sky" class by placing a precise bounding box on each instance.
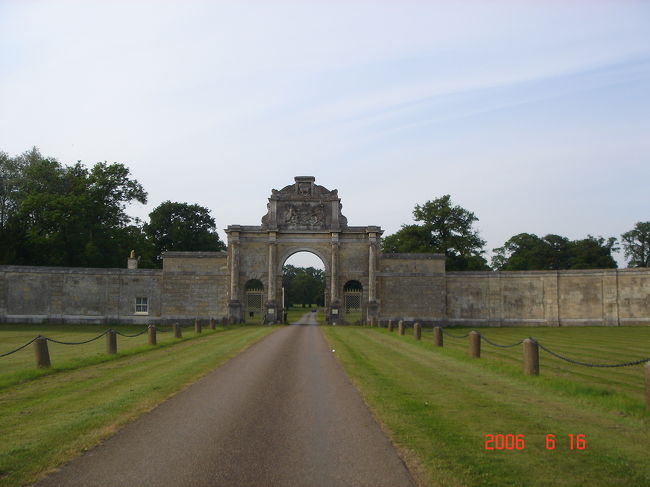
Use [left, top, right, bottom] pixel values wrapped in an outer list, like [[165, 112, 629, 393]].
[[1, 0, 649, 268]]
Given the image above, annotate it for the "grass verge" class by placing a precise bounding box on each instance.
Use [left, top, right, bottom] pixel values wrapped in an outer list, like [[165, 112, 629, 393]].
[[0, 326, 276, 487], [322, 326, 650, 487], [0, 324, 220, 390]]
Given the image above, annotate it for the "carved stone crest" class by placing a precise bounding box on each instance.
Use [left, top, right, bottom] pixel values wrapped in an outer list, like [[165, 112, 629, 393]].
[[261, 176, 348, 230], [284, 203, 325, 226]]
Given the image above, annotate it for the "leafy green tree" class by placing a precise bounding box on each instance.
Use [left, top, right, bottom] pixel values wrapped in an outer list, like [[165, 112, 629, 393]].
[[144, 201, 226, 263], [381, 195, 489, 271], [282, 264, 325, 308], [568, 236, 618, 269], [621, 222, 650, 267], [492, 233, 617, 270], [0, 147, 148, 267]]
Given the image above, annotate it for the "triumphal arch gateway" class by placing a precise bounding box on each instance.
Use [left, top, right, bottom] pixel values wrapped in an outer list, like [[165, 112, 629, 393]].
[[225, 176, 445, 324], [2, 176, 649, 327]]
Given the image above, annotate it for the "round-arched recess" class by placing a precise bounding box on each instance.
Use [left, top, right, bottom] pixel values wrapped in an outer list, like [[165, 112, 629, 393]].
[[281, 250, 326, 312], [343, 280, 363, 324], [276, 247, 329, 275], [244, 279, 264, 321]]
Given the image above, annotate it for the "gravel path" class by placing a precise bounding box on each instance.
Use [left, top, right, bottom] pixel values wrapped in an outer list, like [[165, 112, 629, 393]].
[[34, 314, 415, 487]]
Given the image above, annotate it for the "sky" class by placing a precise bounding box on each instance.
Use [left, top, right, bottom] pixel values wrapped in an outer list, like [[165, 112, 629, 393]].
[[1, 0, 649, 269]]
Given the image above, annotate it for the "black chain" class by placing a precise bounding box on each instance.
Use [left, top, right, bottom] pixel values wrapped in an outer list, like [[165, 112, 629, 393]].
[[537, 342, 650, 367], [480, 335, 525, 348], [45, 330, 110, 345], [0, 336, 40, 357], [441, 329, 470, 339], [114, 327, 149, 338]]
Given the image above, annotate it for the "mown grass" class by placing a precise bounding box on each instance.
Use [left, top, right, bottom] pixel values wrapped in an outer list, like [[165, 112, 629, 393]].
[[322, 326, 650, 487], [0, 323, 211, 390], [0, 325, 277, 487]]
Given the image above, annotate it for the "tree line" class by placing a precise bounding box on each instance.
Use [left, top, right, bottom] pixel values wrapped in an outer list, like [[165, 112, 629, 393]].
[[2, 147, 648, 271], [0, 147, 224, 268], [382, 195, 649, 270]]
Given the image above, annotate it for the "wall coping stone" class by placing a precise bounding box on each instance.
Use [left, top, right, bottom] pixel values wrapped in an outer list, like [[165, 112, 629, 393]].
[[447, 268, 650, 278], [163, 251, 227, 258], [380, 253, 446, 260], [0, 265, 162, 276]]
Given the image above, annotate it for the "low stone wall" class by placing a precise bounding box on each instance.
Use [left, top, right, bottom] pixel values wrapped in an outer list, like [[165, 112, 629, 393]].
[[2, 260, 649, 327], [378, 253, 446, 322], [161, 252, 229, 322], [445, 268, 650, 327], [0, 265, 163, 324]]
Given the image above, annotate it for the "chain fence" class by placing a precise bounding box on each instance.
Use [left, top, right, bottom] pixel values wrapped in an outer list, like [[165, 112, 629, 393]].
[[426, 326, 649, 368], [0, 325, 185, 358]]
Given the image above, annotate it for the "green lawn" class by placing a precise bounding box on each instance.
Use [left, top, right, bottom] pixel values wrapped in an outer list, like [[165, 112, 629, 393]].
[[0, 323, 214, 389], [0, 325, 276, 487], [322, 326, 650, 487]]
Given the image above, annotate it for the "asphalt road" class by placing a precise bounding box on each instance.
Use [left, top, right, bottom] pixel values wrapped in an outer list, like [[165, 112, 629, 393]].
[[34, 314, 415, 487]]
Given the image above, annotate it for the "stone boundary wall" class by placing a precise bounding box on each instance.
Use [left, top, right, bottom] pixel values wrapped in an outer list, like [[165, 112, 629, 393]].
[[1, 261, 649, 327], [161, 251, 229, 322], [0, 265, 163, 324], [378, 253, 446, 322], [446, 268, 650, 327]]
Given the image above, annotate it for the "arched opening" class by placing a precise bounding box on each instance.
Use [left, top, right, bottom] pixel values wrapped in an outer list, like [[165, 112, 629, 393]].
[[244, 279, 264, 322], [343, 280, 363, 324], [282, 251, 325, 324]]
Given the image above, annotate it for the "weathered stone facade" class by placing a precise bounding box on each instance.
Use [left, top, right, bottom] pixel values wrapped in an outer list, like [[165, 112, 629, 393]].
[[0, 176, 649, 326]]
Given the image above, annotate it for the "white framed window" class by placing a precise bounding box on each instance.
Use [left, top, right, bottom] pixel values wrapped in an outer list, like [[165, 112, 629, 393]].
[[135, 297, 149, 315]]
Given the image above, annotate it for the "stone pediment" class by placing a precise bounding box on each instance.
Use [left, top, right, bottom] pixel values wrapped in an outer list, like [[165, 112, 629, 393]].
[[261, 176, 348, 231]]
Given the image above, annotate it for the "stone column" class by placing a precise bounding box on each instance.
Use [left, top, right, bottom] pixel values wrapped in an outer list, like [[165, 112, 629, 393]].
[[265, 233, 277, 323], [329, 233, 341, 324], [367, 230, 379, 321], [228, 229, 243, 323], [368, 240, 376, 301]]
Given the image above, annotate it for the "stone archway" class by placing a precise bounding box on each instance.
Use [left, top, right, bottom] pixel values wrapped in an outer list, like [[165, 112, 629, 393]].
[[225, 176, 382, 324]]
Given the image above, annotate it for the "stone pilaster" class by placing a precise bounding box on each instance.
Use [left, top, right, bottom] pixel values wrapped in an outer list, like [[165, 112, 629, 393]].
[[329, 232, 341, 324], [265, 233, 278, 323], [227, 228, 242, 323], [367, 229, 378, 321]]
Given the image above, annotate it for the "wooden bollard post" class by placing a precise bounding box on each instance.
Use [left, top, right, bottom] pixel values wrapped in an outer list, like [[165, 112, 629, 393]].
[[645, 362, 650, 411], [469, 331, 480, 358], [414, 322, 421, 340], [434, 326, 443, 346], [173, 323, 182, 338], [398, 320, 405, 336], [106, 330, 117, 355], [195, 319, 202, 334], [388, 320, 394, 332], [148, 324, 157, 346], [209, 318, 215, 330], [33, 336, 51, 368], [222, 316, 229, 327], [523, 338, 539, 376]]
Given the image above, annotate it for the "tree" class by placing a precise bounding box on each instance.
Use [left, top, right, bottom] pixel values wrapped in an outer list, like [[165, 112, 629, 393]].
[[144, 201, 226, 263], [282, 264, 325, 308], [568, 236, 618, 269], [0, 147, 148, 267], [621, 222, 650, 267], [381, 195, 489, 271], [492, 233, 617, 270]]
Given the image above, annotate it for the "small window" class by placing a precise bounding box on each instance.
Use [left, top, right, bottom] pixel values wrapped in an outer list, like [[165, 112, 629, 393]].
[[135, 297, 149, 315]]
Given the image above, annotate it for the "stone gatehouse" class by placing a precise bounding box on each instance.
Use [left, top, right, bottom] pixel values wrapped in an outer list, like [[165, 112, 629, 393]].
[[1, 176, 649, 326]]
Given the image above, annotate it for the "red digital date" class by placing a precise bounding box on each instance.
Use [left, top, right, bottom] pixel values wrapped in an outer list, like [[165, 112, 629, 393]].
[[484, 434, 586, 450], [484, 434, 525, 450]]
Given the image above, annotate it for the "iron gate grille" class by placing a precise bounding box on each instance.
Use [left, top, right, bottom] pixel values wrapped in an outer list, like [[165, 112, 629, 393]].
[[246, 291, 264, 313], [344, 291, 362, 311]]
